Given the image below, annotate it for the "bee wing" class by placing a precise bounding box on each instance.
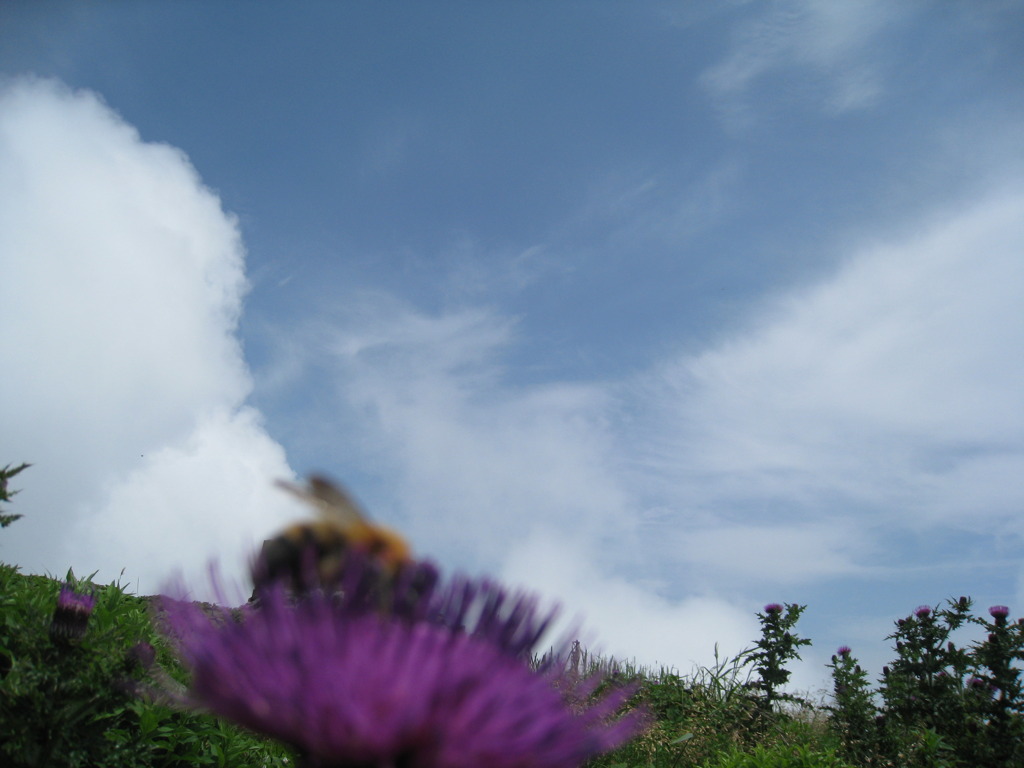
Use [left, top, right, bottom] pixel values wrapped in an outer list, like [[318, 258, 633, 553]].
[[275, 474, 368, 527]]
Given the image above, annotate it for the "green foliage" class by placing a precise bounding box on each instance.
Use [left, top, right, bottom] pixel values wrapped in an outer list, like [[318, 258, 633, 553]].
[[0, 462, 30, 528], [8, 562, 1024, 768], [828, 597, 1024, 767], [745, 604, 812, 710], [824, 647, 877, 764], [587, 645, 838, 768], [966, 604, 1024, 764], [0, 565, 294, 767], [699, 741, 854, 768], [879, 600, 974, 738], [596, 596, 1024, 768]]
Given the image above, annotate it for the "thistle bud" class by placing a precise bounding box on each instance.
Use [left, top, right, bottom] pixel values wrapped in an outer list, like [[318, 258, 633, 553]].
[[989, 605, 1010, 627], [49, 584, 96, 645]]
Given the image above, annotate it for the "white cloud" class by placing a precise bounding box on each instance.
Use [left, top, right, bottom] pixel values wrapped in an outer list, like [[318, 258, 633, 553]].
[[69, 407, 294, 597], [316, 300, 632, 569], [674, 523, 870, 585], [700, 0, 910, 122], [632, 190, 1024, 574], [572, 159, 744, 251], [0, 77, 295, 593], [500, 531, 758, 673]]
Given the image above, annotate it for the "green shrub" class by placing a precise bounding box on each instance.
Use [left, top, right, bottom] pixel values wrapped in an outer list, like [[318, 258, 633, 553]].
[[0, 462, 30, 528], [0, 565, 293, 767], [700, 742, 854, 768]]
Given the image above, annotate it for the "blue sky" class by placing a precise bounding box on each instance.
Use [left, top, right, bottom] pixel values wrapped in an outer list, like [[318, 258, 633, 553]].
[[1, 2, 1023, 693]]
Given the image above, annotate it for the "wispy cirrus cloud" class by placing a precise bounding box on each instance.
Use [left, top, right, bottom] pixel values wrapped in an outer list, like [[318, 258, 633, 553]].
[[700, 0, 914, 123], [308, 298, 628, 566], [628, 190, 1024, 585]]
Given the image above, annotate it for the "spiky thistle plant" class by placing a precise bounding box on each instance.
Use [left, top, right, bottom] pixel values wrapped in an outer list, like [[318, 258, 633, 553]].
[[745, 603, 811, 711], [0, 462, 30, 528]]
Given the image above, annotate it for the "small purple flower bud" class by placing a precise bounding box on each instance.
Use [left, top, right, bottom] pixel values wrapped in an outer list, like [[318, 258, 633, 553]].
[[127, 641, 157, 670], [882, 666, 890, 676], [764, 603, 783, 615], [989, 605, 1010, 626], [967, 676, 994, 697], [915, 605, 932, 619], [837, 645, 852, 657], [49, 584, 96, 645]]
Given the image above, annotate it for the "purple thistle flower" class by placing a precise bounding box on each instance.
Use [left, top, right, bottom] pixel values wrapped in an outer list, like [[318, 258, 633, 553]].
[[157, 571, 645, 768], [836, 645, 852, 658], [253, 548, 558, 665], [49, 584, 96, 645], [763, 603, 783, 615], [423, 573, 557, 663], [989, 605, 1010, 626], [914, 605, 932, 619]]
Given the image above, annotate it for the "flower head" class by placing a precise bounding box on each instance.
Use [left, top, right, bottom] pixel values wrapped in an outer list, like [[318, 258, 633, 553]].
[[836, 645, 852, 658], [157, 558, 645, 768], [914, 605, 932, 619], [127, 641, 157, 670], [253, 548, 557, 665], [967, 676, 996, 696], [763, 603, 783, 615], [989, 605, 1010, 626], [49, 584, 96, 645]]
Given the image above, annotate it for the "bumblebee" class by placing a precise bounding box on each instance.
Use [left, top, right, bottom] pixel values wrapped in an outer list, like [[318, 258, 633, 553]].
[[253, 474, 412, 594]]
